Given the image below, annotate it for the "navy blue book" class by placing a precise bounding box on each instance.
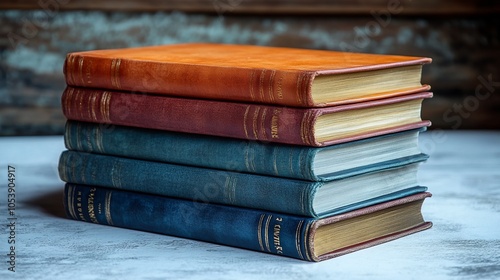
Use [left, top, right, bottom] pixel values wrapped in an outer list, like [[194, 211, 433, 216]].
[[58, 150, 428, 217], [64, 121, 425, 181], [64, 184, 432, 262]]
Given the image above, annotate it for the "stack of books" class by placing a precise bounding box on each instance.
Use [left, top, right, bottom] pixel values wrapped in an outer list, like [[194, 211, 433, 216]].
[[58, 43, 433, 262]]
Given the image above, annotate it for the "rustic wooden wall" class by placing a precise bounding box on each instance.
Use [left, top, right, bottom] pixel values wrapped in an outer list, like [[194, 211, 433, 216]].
[[1, 1, 499, 135]]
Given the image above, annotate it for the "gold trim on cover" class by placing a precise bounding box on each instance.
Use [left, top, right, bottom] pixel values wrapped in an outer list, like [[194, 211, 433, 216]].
[[105, 191, 114, 226], [249, 70, 256, 101], [300, 111, 314, 146], [264, 214, 273, 252], [101, 91, 112, 123], [268, 70, 276, 103], [95, 124, 105, 154], [295, 220, 304, 260], [66, 185, 77, 220], [252, 107, 260, 140], [110, 58, 122, 89], [67, 55, 76, 85], [78, 57, 85, 85], [259, 69, 266, 102], [243, 106, 251, 139], [272, 146, 280, 176], [257, 214, 265, 251], [259, 107, 268, 140]]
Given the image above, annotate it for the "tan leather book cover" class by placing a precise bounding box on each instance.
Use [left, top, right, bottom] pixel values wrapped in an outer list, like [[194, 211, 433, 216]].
[[64, 43, 431, 107]]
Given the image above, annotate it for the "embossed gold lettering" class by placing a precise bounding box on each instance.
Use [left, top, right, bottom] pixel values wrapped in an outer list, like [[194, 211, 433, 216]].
[[273, 217, 283, 254], [271, 109, 281, 139], [88, 187, 98, 223]]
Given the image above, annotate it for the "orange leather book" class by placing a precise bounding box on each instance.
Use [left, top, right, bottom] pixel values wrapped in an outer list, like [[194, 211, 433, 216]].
[[62, 86, 432, 147], [64, 43, 431, 107]]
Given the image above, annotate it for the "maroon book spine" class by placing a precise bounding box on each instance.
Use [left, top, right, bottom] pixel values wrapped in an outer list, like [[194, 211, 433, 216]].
[[61, 86, 431, 147]]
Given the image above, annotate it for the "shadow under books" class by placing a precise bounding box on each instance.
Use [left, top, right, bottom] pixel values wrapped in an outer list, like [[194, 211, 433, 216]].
[[25, 188, 66, 219]]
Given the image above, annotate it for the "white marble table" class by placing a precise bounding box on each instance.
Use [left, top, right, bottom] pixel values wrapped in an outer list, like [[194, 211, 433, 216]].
[[0, 131, 499, 279]]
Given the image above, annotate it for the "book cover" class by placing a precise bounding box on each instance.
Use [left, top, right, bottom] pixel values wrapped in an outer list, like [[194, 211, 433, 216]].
[[64, 121, 426, 181], [64, 43, 431, 107], [58, 150, 428, 217], [64, 184, 432, 262], [61, 86, 432, 147]]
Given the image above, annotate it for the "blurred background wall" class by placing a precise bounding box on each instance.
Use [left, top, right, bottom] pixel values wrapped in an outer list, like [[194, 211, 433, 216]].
[[1, 0, 499, 136]]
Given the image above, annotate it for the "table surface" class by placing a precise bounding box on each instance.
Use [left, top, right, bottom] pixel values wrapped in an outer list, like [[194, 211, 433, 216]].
[[0, 130, 499, 280]]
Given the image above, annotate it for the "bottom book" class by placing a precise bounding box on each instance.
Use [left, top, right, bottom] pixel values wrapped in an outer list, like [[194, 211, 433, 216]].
[[63, 183, 432, 262]]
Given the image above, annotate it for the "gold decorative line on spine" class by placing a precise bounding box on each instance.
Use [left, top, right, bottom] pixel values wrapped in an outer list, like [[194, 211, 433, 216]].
[[66, 185, 76, 219], [289, 148, 295, 177], [272, 146, 280, 176], [300, 111, 314, 146], [64, 122, 73, 150], [78, 57, 85, 85], [90, 93, 98, 122], [68, 55, 76, 85], [296, 73, 307, 105], [95, 124, 105, 154], [105, 191, 114, 226], [111, 162, 122, 189], [223, 176, 231, 203], [300, 186, 307, 215], [65, 87, 75, 118], [298, 149, 308, 179], [302, 221, 312, 261], [259, 70, 266, 102], [249, 70, 256, 101], [252, 107, 261, 140], [244, 144, 252, 172], [257, 214, 265, 251], [229, 177, 237, 204], [110, 58, 122, 89], [243, 106, 251, 139], [268, 70, 276, 103], [295, 220, 304, 260], [86, 92, 93, 122], [264, 214, 273, 252], [259, 108, 268, 140], [100, 91, 112, 123]]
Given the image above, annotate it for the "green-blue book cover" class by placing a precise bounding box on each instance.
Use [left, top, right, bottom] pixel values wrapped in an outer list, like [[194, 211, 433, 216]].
[[64, 121, 425, 181], [59, 150, 428, 217]]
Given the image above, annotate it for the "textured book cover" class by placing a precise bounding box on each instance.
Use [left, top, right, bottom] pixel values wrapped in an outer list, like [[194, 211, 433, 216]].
[[64, 121, 426, 181], [64, 43, 431, 107], [61, 86, 432, 147], [63, 184, 432, 262], [58, 150, 428, 217]]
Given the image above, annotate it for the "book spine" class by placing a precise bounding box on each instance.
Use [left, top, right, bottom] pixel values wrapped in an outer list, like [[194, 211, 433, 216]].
[[64, 183, 315, 261], [58, 151, 318, 217], [61, 86, 319, 146], [64, 54, 315, 107], [64, 121, 318, 181]]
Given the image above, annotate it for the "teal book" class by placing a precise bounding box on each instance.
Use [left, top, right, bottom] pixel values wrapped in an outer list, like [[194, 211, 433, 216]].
[[64, 121, 425, 181], [64, 184, 432, 262], [58, 150, 428, 217]]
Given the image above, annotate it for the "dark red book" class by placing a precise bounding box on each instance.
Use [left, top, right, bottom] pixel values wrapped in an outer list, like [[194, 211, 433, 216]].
[[62, 86, 431, 147]]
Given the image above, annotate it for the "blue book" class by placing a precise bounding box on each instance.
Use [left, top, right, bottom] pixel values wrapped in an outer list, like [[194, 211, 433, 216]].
[[64, 184, 432, 262], [59, 150, 428, 217], [64, 121, 425, 181]]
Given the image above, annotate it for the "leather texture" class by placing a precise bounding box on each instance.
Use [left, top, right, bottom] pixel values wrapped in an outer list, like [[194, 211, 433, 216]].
[[61, 86, 432, 147], [64, 43, 432, 107], [63, 183, 431, 262]]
